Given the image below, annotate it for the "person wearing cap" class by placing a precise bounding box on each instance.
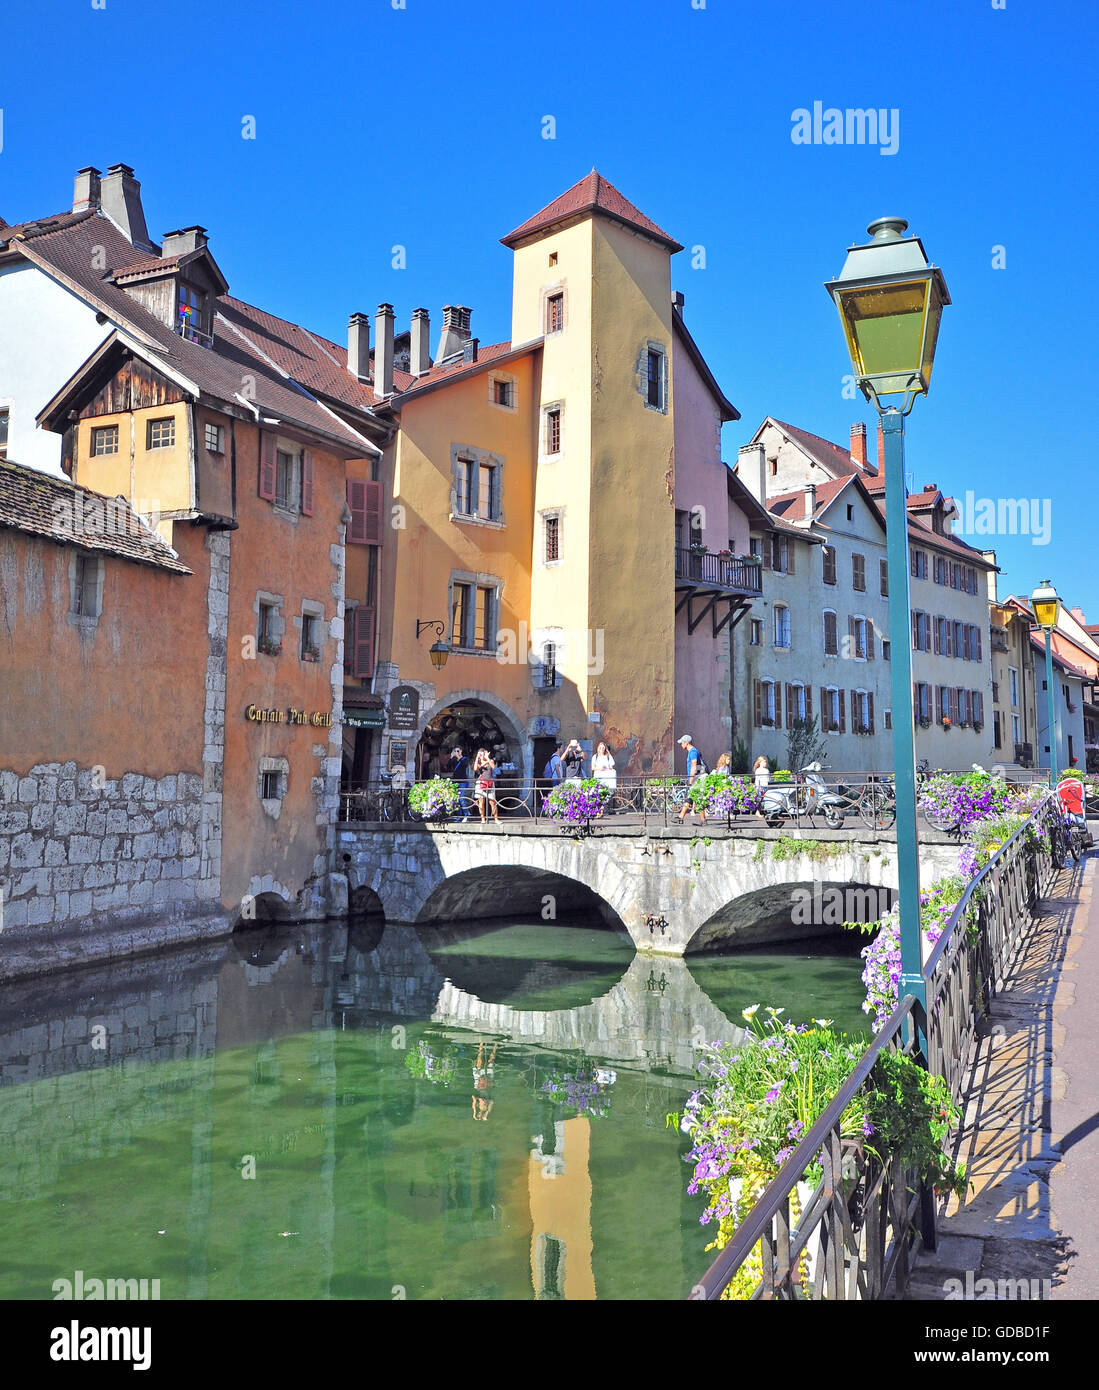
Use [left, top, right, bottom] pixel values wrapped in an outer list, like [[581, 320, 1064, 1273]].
[[676, 734, 707, 823]]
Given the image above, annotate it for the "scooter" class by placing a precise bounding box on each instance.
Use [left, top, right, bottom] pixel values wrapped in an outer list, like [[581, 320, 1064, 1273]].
[[761, 762, 845, 830]]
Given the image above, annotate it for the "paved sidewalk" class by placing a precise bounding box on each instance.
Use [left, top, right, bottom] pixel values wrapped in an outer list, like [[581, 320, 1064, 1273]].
[[907, 849, 1095, 1300]]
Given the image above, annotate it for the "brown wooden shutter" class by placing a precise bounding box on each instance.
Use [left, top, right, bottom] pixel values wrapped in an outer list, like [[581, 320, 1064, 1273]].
[[786, 683, 794, 729], [975, 626, 983, 662], [935, 686, 943, 723], [347, 480, 367, 543], [754, 679, 762, 728], [774, 684, 782, 729], [363, 479, 383, 544], [761, 538, 771, 570], [300, 449, 314, 516], [848, 616, 856, 655], [787, 539, 795, 574], [911, 610, 919, 649], [259, 433, 277, 500], [820, 687, 828, 731], [838, 689, 846, 732], [868, 692, 875, 733], [804, 685, 812, 719], [867, 622, 875, 660], [974, 691, 983, 725], [352, 606, 375, 679], [880, 559, 888, 596]]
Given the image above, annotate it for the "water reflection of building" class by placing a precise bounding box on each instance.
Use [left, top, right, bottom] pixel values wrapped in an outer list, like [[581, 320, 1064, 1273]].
[[529, 1118, 595, 1300]]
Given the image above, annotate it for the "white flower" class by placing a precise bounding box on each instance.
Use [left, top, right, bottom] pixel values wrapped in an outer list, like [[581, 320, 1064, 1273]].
[[765, 1006, 785, 1017], [741, 1004, 760, 1020], [812, 1018, 833, 1028]]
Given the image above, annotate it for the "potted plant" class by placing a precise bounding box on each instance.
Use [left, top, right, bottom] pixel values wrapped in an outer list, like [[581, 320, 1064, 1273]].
[[301, 644, 321, 663], [408, 776, 459, 823], [258, 636, 282, 657], [941, 717, 951, 730], [544, 777, 611, 835]]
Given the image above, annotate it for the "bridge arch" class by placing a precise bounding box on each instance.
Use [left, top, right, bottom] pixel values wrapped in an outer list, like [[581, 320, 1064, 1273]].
[[686, 879, 897, 954], [415, 863, 624, 929]]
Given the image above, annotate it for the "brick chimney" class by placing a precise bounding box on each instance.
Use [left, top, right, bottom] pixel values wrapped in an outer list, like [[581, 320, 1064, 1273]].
[[436, 305, 471, 362], [375, 303, 395, 397], [876, 418, 885, 471], [850, 422, 867, 468], [410, 308, 431, 376], [737, 442, 767, 505], [347, 313, 371, 382], [72, 166, 102, 214], [99, 164, 155, 251]]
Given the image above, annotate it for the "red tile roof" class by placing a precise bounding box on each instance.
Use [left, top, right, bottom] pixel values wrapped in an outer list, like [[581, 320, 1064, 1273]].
[[500, 172, 683, 252], [765, 475, 856, 523], [764, 418, 878, 480]]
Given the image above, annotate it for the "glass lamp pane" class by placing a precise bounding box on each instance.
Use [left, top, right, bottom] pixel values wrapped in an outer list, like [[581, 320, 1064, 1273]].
[[841, 281, 929, 391], [1033, 600, 1059, 628]]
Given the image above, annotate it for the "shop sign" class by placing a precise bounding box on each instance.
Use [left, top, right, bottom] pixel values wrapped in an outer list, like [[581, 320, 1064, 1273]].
[[245, 705, 333, 727], [388, 685, 420, 730]]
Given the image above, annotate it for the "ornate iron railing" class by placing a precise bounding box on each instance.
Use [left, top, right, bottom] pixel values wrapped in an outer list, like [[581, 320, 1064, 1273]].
[[688, 791, 1061, 1300]]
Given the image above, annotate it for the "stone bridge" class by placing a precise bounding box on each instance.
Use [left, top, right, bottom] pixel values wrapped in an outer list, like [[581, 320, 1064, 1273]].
[[336, 822, 961, 956]]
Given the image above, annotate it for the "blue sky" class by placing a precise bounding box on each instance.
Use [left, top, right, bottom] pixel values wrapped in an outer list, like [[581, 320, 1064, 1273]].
[[3, 0, 1096, 618]]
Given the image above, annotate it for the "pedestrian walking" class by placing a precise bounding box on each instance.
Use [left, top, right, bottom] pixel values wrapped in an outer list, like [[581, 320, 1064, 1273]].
[[542, 741, 565, 813], [676, 734, 708, 823]]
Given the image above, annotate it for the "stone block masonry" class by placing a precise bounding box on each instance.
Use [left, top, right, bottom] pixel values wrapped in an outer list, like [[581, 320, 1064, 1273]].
[[0, 761, 229, 981]]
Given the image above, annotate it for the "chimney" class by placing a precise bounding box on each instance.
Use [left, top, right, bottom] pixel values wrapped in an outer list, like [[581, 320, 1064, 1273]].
[[161, 226, 208, 258], [73, 166, 102, 214], [462, 337, 479, 364], [804, 482, 816, 520], [672, 290, 685, 318], [737, 442, 767, 505], [375, 303, 395, 397], [981, 551, 999, 604], [436, 304, 471, 361], [347, 313, 371, 382], [876, 418, 885, 471], [1071, 606, 1087, 624], [410, 308, 432, 375], [850, 422, 867, 468], [99, 164, 154, 251]]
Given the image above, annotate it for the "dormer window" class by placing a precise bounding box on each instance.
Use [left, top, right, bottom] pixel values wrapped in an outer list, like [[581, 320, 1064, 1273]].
[[178, 282, 210, 344]]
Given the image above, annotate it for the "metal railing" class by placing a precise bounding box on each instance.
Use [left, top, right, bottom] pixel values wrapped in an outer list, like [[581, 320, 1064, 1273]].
[[338, 768, 1013, 834], [689, 791, 1062, 1300], [674, 548, 762, 593]]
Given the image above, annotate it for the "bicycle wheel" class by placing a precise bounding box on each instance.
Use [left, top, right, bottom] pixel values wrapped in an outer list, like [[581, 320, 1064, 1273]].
[[1050, 822, 1067, 870], [922, 805, 957, 833], [860, 787, 896, 832]]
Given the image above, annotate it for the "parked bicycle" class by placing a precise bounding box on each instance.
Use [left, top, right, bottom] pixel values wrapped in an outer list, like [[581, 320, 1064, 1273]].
[[829, 774, 897, 831]]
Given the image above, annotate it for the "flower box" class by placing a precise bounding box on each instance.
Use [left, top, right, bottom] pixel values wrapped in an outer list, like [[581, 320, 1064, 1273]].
[[258, 638, 282, 657]]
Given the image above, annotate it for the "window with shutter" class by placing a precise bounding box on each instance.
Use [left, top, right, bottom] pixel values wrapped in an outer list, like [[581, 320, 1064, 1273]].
[[347, 480, 367, 544], [259, 434, 277, 501], [820, 687, 830, 732], [880, 559, 888, 596], [866, 622, 875, 660], [301, 450, 314, 516], [823, 611, 838, 655], [868, 692, 875, 733], [852, 553, 865, 591], [786, 683, 794, 729], [352, 606, 375, 678], [754, 680, 763, 728], [823, 546, 836, 585], [838, 689, 846, 733], [804, 685, 812, 719]]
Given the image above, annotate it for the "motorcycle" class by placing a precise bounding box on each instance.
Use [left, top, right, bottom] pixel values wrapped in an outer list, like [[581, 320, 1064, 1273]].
[[761, 762, 846, 830]]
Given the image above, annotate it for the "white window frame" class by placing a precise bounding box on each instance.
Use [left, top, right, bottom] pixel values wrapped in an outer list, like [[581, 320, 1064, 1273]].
[[852, 614, 868, 661], [773, 604, 791, 649], [823, 686, 840, 734], [541, 403, 564, 460], [204, 421, 224, 454], [761, 679, 777, 727], [790, 682, 807, 722], [749, 618, 762, 647], [68, 551, 104, 626], [639, 341, 668, 414], [540, 508, 563, 568], [258, 755, 289, 821], [544, 286, 567, 336], [853, 689, 871, 734]]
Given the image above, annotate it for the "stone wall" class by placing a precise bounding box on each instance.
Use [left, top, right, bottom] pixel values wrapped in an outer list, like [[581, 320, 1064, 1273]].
[[0, 761, 227, 979]]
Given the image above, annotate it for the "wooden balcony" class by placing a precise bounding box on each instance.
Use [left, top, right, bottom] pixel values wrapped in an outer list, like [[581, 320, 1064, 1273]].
[[674, 548, 762, 636]]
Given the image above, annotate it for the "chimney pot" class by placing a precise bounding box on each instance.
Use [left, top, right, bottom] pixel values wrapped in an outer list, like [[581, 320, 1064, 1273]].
[[850, 422, 867, 467], [73, 166, 102, 214], [804, 483, 816, 520], [672, 290, 685, 318], [437, 304, 472, 361], [348, 312, 371, 382], [737, 442, 768, 507], [410, 308, 432, 376], [375, 303, 395, 397], [99, 163, 154, 251]]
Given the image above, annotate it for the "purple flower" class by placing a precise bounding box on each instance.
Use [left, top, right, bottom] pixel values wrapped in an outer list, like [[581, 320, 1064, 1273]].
[[764, 1084, 783, 1103]]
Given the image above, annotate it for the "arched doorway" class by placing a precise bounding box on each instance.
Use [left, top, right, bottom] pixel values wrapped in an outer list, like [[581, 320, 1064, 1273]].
[[416, 698, 521, 781]]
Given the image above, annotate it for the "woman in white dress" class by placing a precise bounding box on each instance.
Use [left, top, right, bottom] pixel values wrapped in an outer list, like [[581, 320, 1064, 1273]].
[[591, 741, 617, 817]]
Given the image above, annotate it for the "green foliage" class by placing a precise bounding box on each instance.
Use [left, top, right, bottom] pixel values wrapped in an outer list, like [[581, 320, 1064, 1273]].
[[408, 776, 459, 818], [786, 716, 828, 774], [864, 1052, 967, 1197], [770, 836, 845, 863], [729, 739, 751, 774]]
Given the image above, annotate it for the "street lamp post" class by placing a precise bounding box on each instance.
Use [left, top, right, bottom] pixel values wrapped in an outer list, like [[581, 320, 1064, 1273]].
[[826, 218, 951, 1028], [1031, 580, 1062, 787]]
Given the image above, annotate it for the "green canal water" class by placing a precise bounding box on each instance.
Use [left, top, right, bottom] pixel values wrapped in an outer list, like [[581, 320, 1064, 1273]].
[[0, 917, 868, 1301]]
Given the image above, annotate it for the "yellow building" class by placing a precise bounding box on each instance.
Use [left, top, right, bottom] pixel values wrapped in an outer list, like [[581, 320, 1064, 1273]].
[[354, 174, 761, 786]]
